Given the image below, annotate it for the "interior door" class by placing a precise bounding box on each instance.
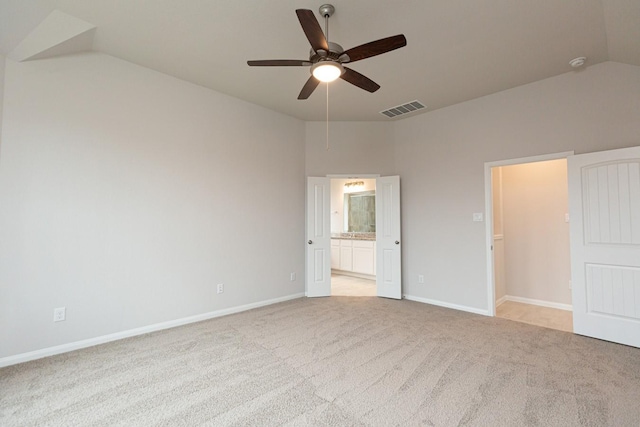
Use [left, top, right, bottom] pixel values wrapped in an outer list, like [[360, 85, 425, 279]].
[[376, 176, 402, 299], [306, 177, 331, 297], [568, 146, 640, 347]]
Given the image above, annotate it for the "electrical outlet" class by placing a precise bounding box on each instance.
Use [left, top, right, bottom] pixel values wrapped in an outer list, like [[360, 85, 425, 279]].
[[473, 213, 483, 222], [53, 307, 66, 322], [217, 283, 224, 294], [290, 272, 296, 281], [418, 275, 425, 284]]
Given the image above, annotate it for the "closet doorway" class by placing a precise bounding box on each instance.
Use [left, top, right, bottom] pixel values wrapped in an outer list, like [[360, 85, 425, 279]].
[[486, 152, 573, 332]]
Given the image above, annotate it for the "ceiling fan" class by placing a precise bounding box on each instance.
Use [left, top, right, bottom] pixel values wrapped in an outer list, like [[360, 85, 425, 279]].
[[247, 4, 407, 100]]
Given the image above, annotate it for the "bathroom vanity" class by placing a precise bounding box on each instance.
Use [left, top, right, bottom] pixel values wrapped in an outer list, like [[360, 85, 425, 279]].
[[331, 233, 376, 278], [330, 182, 377, 278]]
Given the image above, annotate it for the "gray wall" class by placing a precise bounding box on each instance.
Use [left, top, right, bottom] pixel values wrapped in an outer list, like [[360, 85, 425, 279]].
[[1, 58, 639, 361], [305, 122, 395, 176], [0, 53, 306, 359], [395, 61, 640, 311], [0, 54, 4, 151]]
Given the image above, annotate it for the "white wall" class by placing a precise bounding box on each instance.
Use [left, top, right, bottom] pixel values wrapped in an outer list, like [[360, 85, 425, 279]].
[[0, 53, 305, 359], [395, 61, 640, 312], [501, 159, 571, 305], [330, 178, 376, 233]]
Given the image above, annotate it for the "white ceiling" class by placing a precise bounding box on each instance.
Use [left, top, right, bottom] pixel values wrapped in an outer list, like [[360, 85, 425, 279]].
[[1, 0, 638, 121]]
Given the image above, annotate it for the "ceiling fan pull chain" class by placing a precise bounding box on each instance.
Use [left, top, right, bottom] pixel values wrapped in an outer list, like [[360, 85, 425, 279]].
[[326, 82, 330, 151]]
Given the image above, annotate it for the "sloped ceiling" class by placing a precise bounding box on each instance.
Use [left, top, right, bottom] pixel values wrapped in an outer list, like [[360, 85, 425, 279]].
[[8, 10, 95, 62], [0, 0, 638, 121]]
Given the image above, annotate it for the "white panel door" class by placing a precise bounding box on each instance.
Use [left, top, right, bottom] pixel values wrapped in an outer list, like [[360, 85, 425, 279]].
[[306, 177, 331, 297], [568, 146, 640, 347], [376, 176, 402, 299]]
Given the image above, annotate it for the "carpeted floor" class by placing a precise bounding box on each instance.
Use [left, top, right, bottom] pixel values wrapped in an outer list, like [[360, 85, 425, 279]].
[[2, 297, 640, 426]]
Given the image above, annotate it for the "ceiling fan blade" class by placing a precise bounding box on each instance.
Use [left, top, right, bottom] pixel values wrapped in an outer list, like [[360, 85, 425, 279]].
[[340, 67, 380, 93], [298, 76, 321, 99], [247, 60, 311, 66], [343, 34, 407, 63], [296, 9, 329, 52]]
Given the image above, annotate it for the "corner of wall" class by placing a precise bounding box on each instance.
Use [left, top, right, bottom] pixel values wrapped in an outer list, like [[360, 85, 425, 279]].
[[0, 54, 5, 149]]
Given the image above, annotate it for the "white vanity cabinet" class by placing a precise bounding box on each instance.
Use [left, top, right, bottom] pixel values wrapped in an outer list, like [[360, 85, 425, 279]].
[[352, 240, 375, 275], [331, 239, 340, 269], [331, 238, 376, 277], [339, 239, 353, 271]]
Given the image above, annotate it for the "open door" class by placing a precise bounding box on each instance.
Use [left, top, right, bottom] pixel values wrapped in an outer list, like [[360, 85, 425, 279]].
[[306, 177, 331, 297], [568, 146, 640, 347], [376, 176, 402, 299]]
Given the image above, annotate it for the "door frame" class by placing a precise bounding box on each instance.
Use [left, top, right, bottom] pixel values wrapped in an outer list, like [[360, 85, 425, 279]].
[[483, 151, 574, 316]]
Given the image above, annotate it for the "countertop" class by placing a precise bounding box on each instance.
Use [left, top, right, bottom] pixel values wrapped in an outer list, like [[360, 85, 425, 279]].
[[331, 233, 376, 241]]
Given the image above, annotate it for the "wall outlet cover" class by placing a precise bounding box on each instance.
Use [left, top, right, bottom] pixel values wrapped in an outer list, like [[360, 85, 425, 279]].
[[53, 307, 66, 322], [217, 283, 224, 294]]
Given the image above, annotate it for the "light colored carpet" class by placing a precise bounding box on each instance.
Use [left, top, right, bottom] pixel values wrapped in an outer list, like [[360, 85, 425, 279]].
[[2, 297, 640, 426]]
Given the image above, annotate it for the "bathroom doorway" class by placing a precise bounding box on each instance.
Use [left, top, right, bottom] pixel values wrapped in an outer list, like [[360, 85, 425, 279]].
[[330, 177, 377, 296], [306, 175, 401, 299]]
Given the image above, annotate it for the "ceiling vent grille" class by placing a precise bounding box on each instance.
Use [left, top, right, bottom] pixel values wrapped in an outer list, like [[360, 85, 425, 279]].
[[380, 100, 426, 118]]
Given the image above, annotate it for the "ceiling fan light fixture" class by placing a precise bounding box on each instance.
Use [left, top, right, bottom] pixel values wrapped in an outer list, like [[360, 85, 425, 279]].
[[248, 6, 407, 99], [311, 61, 344, 82]]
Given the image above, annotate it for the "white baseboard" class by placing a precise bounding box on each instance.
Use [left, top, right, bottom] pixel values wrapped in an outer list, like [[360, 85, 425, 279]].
[[403, 294, 490, 316], [495, 295, 508, 307], [0, 293, 305, 368], [498, 295, 572, 311]]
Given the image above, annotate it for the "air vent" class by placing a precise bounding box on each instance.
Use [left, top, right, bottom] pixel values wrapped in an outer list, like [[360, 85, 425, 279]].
[[380, 100, 426, 118]]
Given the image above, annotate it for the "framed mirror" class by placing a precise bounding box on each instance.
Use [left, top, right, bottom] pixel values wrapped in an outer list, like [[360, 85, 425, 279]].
[[344, 190, 375, 232]]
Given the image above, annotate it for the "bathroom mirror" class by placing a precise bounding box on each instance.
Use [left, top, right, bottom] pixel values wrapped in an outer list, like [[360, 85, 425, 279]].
[[344, 191, 375, 232]]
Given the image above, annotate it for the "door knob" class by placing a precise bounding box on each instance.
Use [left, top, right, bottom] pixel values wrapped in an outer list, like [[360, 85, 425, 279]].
[[395, 240, 400, 245], [308, 240, 313, 244]]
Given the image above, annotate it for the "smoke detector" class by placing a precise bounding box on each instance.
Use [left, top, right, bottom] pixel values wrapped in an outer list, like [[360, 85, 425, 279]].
[[569, 57, 586, 68]]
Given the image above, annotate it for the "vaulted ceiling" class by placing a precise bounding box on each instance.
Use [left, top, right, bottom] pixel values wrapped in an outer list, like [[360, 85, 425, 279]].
[[1, 0, 638, 121]]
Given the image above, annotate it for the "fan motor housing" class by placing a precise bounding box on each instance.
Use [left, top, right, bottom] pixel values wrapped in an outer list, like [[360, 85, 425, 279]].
[[310, 42, 348, 63]]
